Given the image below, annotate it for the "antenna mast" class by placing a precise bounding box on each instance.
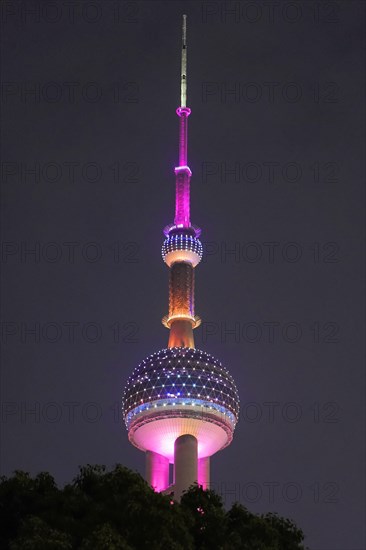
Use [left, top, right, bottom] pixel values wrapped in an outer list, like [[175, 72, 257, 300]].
[[181, 14, 187, 107]]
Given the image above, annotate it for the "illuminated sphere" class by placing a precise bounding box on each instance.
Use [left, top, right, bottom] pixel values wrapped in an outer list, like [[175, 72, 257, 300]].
[[122, 347, 239, 462], [162, 233, 203, 267]]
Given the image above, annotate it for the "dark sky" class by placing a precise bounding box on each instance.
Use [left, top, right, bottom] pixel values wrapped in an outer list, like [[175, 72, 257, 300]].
[[1, 1, 365, 548]]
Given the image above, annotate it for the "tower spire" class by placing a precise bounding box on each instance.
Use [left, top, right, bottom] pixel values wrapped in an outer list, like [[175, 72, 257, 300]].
[[181, 14, 187, 107], [161, 15, 201, 349]]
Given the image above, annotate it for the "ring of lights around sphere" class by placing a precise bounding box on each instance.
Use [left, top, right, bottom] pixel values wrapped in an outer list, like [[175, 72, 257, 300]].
[[164, 249, 201, 268], [122, 347, 239, 461], [162, 234, 203, 267], [163, 223, 202, 238], [162, 314, 201, 329]]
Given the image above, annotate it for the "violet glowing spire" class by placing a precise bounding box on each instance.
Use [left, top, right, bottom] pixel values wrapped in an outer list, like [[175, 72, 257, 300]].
[[122, 16, 239, 502]]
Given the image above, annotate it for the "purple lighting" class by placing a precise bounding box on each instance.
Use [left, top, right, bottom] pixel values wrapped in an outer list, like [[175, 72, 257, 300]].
[[174, 166, 192, 176], [177, 109, 189, 166], [174, 169, 191, 227], [174, 106, 192, 227], [176, 106, 191, 117]]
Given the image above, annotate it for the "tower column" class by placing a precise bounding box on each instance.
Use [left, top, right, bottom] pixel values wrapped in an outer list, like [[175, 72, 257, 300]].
[[146, 450, 169, 492], [168, 261, 195, 322], [168, 319, 194, 348], [174, 434, 198, 501], [198, 457, 210, 490]]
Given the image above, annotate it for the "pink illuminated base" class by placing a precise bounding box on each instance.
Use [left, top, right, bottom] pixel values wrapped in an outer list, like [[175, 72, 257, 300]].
[[129, 414, 232, 463], [149, 470, 166, 492], [146, 451, 169, 492], [198, 457, 210, 489], [146, 445, 210, 493]]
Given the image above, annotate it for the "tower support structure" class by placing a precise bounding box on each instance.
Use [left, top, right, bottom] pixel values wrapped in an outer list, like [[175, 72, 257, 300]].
[[174, 434, 198, 501], [146, 450, 169, 493], [198, 457, 210, 490]]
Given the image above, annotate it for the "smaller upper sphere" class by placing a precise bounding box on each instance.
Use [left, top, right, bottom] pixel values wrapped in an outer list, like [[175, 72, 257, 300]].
[[162, 233, 203, 267]]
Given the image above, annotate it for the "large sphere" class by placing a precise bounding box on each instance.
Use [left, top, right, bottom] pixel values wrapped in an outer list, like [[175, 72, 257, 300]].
[[122, 347, 239, 461]]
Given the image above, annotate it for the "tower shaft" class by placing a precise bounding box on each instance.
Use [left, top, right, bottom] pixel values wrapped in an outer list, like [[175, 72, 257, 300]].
[[168, 319, 194, 348], [162, 15, 201, 350]]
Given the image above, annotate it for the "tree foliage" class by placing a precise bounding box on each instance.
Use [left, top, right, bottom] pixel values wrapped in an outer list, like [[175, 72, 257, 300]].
[[0, 465, 307, 549]]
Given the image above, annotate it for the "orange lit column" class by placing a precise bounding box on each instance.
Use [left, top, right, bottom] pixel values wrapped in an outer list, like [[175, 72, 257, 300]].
[[162, 231, 202, 349], [168, 261, 195, 348]]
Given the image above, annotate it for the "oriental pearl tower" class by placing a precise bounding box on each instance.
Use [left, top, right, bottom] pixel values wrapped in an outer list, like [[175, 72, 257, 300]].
[[122, 15, 239, 501]]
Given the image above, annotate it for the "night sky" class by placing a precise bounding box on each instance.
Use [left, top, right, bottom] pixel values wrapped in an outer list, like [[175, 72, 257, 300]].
[[1, 1, 365, 548]]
